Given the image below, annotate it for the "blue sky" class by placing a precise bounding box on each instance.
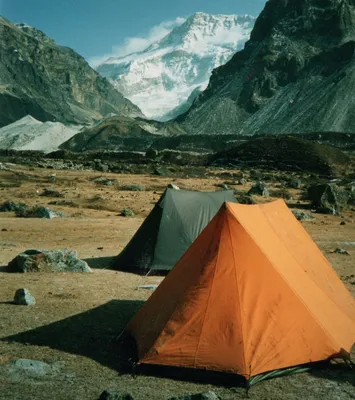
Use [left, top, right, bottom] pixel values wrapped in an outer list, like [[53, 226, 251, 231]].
[[1, 0, 267, 64]]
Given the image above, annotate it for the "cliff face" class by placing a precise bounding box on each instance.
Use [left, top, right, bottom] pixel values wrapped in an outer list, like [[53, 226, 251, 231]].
[[0, 17, 142, 128], [178, 0, 355, 135]]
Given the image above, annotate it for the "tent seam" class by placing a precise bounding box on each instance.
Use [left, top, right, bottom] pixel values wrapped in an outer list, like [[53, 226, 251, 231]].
[[226, 211, 248, 377], [227, 203, 341, 354], [192, 212, 223, 368], [145, 211, 221, 363]]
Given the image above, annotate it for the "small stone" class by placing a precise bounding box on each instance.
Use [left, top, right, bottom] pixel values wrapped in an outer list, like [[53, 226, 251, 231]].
[[168, 183, 180, 190], [340, 221, 346, 225], [332, 248, 350, 256], [120, 208, 134, 217], [119, 184, 144, 191], [216, 183, 229, 190], [98, 389, 135, 400], [168, 391, 221, 400], [14, 288, 36, 305]]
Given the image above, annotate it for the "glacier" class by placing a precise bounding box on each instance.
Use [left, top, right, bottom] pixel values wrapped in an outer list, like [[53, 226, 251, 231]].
[[97, 12, 255, 120]]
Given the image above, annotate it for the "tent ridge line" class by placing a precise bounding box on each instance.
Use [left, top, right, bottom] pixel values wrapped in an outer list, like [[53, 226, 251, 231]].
[[192, 210, 224, 368], [228, 203, 341, 353], [226, 208, 249, 378]]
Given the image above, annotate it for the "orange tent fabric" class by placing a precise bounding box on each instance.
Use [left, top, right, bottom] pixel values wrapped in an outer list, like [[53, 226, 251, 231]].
[[124, 200, 355, 379]]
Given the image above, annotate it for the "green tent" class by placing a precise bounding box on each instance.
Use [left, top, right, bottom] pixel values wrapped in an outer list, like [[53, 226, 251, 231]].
[[112, 188, 236, 273]]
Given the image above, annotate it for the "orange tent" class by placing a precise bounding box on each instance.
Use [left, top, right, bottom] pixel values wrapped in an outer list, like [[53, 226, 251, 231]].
[[123, 200, 355, 384]]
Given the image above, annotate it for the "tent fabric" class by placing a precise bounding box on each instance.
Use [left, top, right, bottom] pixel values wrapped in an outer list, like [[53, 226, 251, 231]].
[[112, 188, 237, 272], [123, 200, 355, 380]]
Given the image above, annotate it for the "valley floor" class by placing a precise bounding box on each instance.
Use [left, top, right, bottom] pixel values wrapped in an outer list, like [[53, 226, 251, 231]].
[[0, 165, 354, 399]]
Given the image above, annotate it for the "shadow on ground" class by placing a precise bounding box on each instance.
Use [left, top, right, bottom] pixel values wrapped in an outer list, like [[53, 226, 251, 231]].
[[83, 256, 116, 269], [1, 299, 144, 371], [1, 299, 354, 388]]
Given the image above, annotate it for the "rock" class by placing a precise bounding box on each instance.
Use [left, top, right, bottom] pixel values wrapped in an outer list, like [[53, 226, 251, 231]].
[[98, 389, 135, 400], [146, 148, 159, 159], [332, 248, 350, 256], [307, 184, 349, 214], [287, 179, 302, 189], [0, 201, 28, 212], [40, 188, 64, 197], [13, 288, 36, 305], [8, 249, 92, 273], [120, 208, 134, 217], [153, 166, 170, 177], [48, 200, 79, 207], [119, 184, 144, 191], [292, 211, 315, 221], [235, 192, 256, 204], [216, 183, 229, 190], [168, 183, 180, 190], [168, 392, 221, 400], [238, 178, 247, 185], [340, 221, 346, 226], [248, 181, 269, 197], [92, 177, 118, 186], [16, 206, 64, 219], [3, 359, 67, 381]]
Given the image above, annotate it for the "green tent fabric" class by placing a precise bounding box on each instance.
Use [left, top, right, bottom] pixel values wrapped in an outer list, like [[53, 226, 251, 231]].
[[112, 188, 237, 273]]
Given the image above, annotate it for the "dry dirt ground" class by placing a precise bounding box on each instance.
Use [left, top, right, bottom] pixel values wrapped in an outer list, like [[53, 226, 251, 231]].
[[0, 164, 354, 400]]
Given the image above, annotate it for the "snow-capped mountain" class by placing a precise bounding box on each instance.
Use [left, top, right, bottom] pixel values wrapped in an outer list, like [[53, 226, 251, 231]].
[[97, 12, 255, 120]]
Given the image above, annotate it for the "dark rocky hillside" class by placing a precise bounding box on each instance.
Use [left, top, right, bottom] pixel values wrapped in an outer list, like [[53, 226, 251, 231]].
[[60, 115, 185, 152], [0, 17, 142, 128], [209, 135, 352, 176], [178, 0, 355, 135]]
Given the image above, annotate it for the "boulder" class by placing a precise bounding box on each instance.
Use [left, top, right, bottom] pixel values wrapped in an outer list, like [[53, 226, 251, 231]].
[[153, 166, 170, 177], [292, 211, 315, 221], [98, 389, 135, 400], [307, 184, 349, 214], [287, 179, 302, 189], [0, 201, 28, 212], [15, 206, 64, 219], [40, 188, 64, 198], [8, 249, 92, 273], [13, 288, 36, 305], [168, 392, 221, 400], [248, 181, 270, 197]]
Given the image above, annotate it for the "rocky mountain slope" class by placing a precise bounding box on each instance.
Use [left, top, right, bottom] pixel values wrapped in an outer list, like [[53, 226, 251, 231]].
[[60, 115, 185, 152], [97, 13, 255, 120], [178, 0, 355, 135], [0, 17, 142, 128]]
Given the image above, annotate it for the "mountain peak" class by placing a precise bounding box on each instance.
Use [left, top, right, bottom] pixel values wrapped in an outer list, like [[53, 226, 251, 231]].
[[97, 12, 255, 119]]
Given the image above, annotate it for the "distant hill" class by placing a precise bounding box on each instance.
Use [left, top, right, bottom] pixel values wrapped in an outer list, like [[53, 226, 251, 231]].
[[0, 16, 143, 128], [209, 135, 352, 176]]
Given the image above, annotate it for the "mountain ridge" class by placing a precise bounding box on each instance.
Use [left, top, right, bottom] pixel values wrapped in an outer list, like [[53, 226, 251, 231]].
[[0, 15, 143, 128]]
